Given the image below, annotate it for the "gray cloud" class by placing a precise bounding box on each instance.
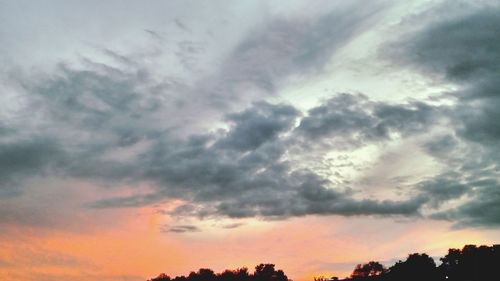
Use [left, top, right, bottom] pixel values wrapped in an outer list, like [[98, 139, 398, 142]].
[[0, 138, 63, 197], [0, 138, 60, 177], [402, 5, 500, 147], [194, 0, 387, 109], [417, 175, 469, 208], [429, 177, 500, 228], [86, 193, 163, 209], [0, 54, 481, 230], [87, 95, 433, 220], [8, 65, 164, 186], [221, 222, 244, 229], [391, 4, 500, 84], [163, 224, 201, 233], [384, 1, 500, 227], [296, 93, 442, 148], [2, 56, 443, 225], [217, 102, 300, 151], [423, 134, 459, 157], [3, 0, 500, 231]]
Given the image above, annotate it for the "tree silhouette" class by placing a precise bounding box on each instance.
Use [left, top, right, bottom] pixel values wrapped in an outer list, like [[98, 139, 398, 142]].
[[387, 253, 438, 281], [219, 268, 250, 281], [340, 245, 499, 281], [148, 245, 500, 281], [253, 264, 289, 281], [148, 264, 289, 281], [439, 244, 500, 281], [350, 261, 385, 278], [188, 269, 217, 281], [150, 273, 171, 281]]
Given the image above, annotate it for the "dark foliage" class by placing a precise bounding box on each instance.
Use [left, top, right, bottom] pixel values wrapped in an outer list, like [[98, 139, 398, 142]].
[[149, 245, 500, 281], [341, 244, 499, 281], [149, 264, 289, 281], [386, 253, 438, 281], [351, 261, 385, 278], [438, 244, 500, 281]]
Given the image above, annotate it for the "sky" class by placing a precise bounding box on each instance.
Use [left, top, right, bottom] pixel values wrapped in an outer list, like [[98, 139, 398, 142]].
[[1, 0, 500, 280]]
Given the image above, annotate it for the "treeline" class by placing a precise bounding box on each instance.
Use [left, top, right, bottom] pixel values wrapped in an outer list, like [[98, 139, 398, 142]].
[[329, 244, 500, 281], [149, 264, 289, 281], [148, 244, 500, 281]]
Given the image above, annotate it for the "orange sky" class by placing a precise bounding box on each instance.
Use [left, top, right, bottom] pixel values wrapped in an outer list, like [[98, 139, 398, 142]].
[[1, 204, 498, 281]]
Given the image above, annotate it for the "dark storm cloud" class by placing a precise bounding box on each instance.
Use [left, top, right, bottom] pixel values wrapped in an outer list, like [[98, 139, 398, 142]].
[[427, 154, 500, 228], [0, 61, 165, 203], [1, 74, 439, 227], [296, 93, 441, 148], [392, 6, 500, 84], [3, 53, 441, 224], [25, 64, 163, 137], [297, 94, 379, 142], [0, 139, 61, 180], [450, 184, 500, 228], [417, 175, 469, 208], [423, 134, 459, 157], [385, 1, 500, 227], [216, 102, 300, 151], [387, 2, 500, 142], [429, 177, 500, 228], [5, 0, 500, 230], [89, 94, 434, 219], [0, 138, 63, 197]]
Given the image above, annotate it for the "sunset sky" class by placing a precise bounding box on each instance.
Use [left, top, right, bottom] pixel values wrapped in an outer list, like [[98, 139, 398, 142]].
[[1, 0, 500, 280]]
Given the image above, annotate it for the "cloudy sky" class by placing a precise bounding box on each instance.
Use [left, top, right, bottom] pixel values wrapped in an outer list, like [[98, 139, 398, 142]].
[[1, 0, 500, 280]]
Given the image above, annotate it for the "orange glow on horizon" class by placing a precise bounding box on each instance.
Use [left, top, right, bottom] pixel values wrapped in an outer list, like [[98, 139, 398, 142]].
[[1, 209, 499, 281]]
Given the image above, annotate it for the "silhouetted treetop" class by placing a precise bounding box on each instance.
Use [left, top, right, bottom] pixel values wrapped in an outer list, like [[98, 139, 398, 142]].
[[387, 253, 438, 281], [339, 244, 499, 281], [149, 245, 499, 281], [438, 244, 500, 281], [149, 264, 289, 281], [351, 261, 385, 278]]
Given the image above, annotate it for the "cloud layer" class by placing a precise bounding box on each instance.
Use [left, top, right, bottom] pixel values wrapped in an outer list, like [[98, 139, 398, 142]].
[[1, 0, 500, 233]]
